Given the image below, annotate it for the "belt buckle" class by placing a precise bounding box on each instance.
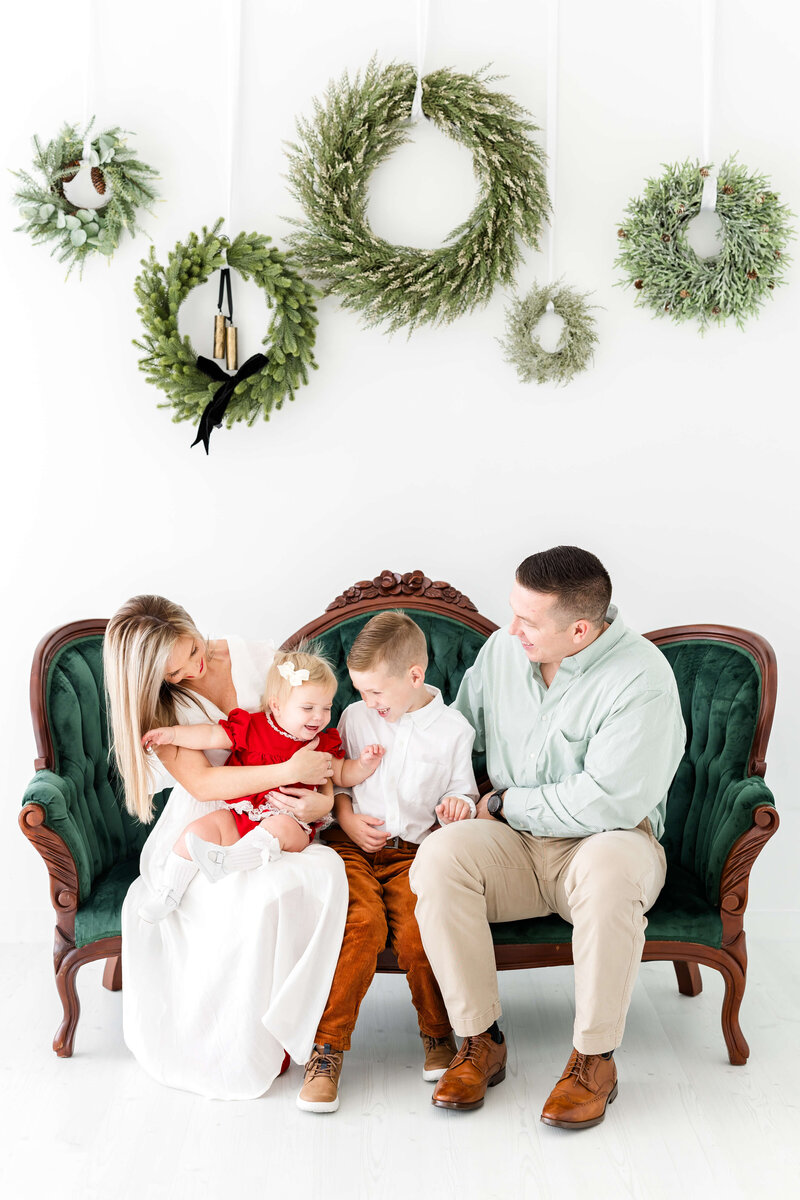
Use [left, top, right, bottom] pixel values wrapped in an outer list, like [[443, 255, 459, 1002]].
[[388, 835, 402, 849]]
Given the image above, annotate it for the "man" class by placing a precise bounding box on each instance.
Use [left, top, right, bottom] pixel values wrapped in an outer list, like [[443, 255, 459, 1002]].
[[409, 546, 685, 1129]]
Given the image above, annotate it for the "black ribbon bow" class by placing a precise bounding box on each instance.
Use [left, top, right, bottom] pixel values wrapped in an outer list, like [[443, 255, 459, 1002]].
[[191, 354, 268, 454]]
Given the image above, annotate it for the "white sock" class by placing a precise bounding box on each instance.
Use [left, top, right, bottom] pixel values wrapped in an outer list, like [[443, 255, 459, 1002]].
[[138, 852, 198, 923], [186, 823, 281, 884]]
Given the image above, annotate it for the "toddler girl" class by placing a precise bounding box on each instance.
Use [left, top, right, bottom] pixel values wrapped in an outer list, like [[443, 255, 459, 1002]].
[[138, 649, 384, 922]]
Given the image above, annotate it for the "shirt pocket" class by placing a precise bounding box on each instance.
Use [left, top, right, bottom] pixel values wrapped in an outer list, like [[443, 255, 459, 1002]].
[[404, 758, 452, 803], [550, 729, 590, 779]]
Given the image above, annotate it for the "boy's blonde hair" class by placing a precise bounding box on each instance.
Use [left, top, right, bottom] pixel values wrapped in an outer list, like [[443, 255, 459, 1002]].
[[264, 647, 338, 710], [346, 611, 428, 677]]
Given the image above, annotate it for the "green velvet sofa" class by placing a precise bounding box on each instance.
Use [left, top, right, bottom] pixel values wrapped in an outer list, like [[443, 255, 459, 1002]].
[[20, 570, 778, 1064]]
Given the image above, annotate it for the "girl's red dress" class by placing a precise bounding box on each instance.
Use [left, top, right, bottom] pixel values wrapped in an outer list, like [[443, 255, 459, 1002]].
[[219, 707, 345, 840]]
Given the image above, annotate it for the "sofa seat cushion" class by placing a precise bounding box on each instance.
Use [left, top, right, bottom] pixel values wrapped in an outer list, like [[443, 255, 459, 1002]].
[[74, 858, 140, 948], [489, 864, 722, 949]]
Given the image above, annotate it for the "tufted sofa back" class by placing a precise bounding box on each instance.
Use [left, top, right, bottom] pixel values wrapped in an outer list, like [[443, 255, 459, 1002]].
[[654, 635, 772, 901], [30, 629, 157, 901]]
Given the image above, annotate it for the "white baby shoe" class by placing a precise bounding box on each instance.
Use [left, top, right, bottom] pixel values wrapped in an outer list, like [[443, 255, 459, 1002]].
[[186, 825, 281, 884]]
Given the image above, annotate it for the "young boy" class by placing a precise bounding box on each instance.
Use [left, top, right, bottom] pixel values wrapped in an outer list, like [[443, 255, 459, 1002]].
[[297, 611, 479, 1113]]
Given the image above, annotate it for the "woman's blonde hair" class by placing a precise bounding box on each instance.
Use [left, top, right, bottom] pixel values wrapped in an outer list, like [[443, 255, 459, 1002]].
[[264, 648, 338, 712], [103, 595, 207, 822]]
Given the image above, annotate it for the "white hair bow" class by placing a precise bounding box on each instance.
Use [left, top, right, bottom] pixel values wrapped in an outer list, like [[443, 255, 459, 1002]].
[[278, 660, 310, 687]]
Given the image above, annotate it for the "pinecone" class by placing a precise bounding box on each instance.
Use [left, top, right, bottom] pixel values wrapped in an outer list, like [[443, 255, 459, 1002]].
[[711, 306, 720, 314], [662, 233, 671, 242], [747, 270, 758, 280], [617, 228, 627, 238], [700, 167, 710, 178], [680, 289, 689, 298], [59, 159, 107, 196], [634, 279, 644, 289], [722, 184, 734, 195]]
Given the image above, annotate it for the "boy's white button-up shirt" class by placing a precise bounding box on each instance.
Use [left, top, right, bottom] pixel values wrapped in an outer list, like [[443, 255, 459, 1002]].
[[337, 686, 479, 845]]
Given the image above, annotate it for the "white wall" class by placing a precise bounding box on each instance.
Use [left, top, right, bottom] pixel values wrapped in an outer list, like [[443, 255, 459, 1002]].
[[3, 0, 798, 942]]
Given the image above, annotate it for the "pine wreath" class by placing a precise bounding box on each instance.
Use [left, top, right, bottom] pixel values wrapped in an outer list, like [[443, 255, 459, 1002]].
[[134, 220, 319, 450], [13, 122, 158, 274], [286, 59, 549, 333], [500, 282, 598, 386], [616, 158, 793, 330]]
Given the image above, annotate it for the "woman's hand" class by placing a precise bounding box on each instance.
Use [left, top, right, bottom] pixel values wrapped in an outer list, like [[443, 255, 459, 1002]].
[[290, 737, 336, 787], [142, 726, 176, 751], [270, 786, 332, 824]]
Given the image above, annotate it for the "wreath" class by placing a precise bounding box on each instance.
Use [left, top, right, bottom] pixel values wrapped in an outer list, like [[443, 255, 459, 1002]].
[[286, 59, 549, 333], [500, 282, 598, 386], [134, 220, 319, 452], [616, 158, 793, 330], [13, 122, 158, 274]]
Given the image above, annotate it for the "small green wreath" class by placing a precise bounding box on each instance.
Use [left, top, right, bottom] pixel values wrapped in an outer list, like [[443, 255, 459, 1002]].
[[286, 59, 549, 333], [616, 158, 793, 330], [134, 220, 319, 449], [13, 122, 158, 274], [500, 282, 598, 386]]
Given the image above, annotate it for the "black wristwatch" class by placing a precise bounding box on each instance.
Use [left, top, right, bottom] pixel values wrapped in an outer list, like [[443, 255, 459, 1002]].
[[487, 790, 507, 822]]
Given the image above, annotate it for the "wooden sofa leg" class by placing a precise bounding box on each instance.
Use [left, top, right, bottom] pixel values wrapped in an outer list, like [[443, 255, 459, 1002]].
[[53, 946, 84, 1058], [674, 960, 703, 997], [103, 955, 122, 991], [719, 935, 749, 1065]]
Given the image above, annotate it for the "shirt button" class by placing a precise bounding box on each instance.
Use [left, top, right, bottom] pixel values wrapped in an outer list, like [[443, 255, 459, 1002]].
[[530, 753, 536, 759], [540, 715, 548, 722]]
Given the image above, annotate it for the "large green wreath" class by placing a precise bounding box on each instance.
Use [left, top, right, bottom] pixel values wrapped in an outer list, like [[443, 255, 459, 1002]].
[[13, 122, 158, 274], [286, 60, 549, 333], [134, 220, 319, 441], [616, 158, 793, 330]]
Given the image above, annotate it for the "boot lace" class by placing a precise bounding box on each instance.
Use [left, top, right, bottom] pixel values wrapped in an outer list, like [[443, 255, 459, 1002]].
[[305, 1045, 340, 1080]]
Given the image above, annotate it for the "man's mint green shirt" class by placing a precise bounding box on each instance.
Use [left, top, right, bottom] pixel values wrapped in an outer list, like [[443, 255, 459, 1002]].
[[452, 609, 685, 839]]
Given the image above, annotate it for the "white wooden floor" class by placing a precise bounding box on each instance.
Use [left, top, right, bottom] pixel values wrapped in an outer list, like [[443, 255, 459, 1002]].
[[2, 939, 799, 1200]]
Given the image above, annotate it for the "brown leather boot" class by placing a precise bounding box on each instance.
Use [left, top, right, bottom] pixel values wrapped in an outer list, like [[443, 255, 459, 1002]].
[[431, 1031, 506, 1111], [540, 1049, 618, 1130]]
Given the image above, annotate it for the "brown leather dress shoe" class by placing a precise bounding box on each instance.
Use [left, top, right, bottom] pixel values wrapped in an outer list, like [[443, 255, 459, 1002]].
[[540, 1049, 618, 1130], [431, 1032, 507, 1111]]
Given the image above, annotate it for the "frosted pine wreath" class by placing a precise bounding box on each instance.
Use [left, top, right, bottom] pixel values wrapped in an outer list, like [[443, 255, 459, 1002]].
[[616, 158, 793, 330], [286, 60, 549, 333], [500, 282, 598, 386], [13, 123, 158, 274], [134, 221, 319, 452]]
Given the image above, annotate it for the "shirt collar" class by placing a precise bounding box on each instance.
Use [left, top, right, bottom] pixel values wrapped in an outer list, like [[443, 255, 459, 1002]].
[[557, 605, 625, 677], [398, 685, 444, 729]]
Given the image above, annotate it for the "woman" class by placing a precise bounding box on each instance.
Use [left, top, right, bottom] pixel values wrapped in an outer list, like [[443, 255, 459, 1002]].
[[105, 595, 348, 1100]]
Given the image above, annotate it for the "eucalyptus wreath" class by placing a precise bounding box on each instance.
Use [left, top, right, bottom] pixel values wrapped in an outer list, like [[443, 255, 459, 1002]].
[[13, 122, 158, 273], [134, 220, 319, 449], [616, 158, 793, 330], [500, 282, 598, 386], [286, 59, 549, 333]]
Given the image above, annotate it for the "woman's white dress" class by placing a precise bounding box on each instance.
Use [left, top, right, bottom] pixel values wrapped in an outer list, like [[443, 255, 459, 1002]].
[[120, 636, 348, 1100]]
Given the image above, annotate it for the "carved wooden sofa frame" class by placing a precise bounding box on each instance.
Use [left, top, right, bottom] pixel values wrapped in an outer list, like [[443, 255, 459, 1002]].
[[20, 571, 778, 1065]]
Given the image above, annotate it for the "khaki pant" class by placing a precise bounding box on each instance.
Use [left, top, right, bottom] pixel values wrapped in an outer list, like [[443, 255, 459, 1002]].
[[408, 818, 667, 1054]]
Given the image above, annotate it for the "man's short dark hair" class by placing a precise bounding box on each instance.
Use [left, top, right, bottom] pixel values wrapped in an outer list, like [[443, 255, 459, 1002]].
[[516, 546, 612, 627]]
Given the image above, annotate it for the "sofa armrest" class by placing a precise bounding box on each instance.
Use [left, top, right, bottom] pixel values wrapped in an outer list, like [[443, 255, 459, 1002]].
[[699, 776, 776, 905], [21, 769, 93, 904]]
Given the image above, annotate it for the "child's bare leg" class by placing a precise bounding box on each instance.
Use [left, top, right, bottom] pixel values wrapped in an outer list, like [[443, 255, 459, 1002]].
[[260, 813, 310, 854], [174, 809, 240, 859]]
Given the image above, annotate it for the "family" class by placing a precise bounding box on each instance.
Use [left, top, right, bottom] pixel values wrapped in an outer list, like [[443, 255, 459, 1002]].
[[106, 546, 685, 1130]]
